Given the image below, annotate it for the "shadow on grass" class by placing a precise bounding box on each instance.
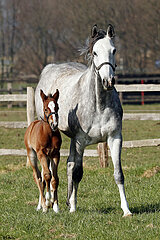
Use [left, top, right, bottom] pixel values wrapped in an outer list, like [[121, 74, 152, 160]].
[[131, 203, 160, 215]]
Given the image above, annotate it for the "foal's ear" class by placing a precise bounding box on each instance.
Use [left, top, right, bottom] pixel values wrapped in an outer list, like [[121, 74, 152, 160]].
[[107, 24, 115, 38], [40, 89, 48, 102], [91, 24, 98, 38], [52, 89, 59, 101]]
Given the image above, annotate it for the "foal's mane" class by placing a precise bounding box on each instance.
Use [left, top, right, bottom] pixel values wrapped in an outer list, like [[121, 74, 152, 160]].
[[79, 29, 106, 66]]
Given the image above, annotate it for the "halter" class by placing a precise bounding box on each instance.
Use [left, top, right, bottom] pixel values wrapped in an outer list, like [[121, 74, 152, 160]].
[[94, 61, 116, 74], [96, 62, 116, 72], [40, 111, 58, 123]]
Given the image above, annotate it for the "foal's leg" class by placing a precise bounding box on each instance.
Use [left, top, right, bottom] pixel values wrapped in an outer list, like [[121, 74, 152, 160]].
[[37, 168, 46, 210], [67, 138, 84, 213], [108, 133, 132, 217], [27, 149, 45, 211], [37, 151, 51, 212], [50, 154, 60, 213]]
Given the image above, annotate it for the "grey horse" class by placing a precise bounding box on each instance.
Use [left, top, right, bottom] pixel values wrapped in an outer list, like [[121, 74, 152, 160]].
[[35, 24, 132, 217]]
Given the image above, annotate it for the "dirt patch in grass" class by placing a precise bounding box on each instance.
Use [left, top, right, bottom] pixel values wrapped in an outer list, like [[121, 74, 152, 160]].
[[0, 162, 26, 174], [142, 166, 160, 178], [26, 200, 38, 206], [59, 233, 76, 239]]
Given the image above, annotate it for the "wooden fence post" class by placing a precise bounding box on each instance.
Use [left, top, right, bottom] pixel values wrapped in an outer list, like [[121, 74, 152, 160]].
[[26, 87, 35, 166], [7, 82, 12, 108], [27, 87, 35, 125], [97, 142, 109, 168]]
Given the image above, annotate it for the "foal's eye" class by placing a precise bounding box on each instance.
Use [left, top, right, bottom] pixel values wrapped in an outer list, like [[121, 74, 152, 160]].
[[93, 51, 97, 56]]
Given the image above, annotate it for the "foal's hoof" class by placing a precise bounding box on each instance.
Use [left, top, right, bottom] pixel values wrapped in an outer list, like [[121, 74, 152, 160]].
[[46, 200, 50, 207], [42, 205, 48, 213], [53, 203, 59, 213], [36, 205, 42, 211]]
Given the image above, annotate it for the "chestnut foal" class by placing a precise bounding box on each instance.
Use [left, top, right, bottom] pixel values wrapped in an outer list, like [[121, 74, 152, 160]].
[[24, 89, 62, 213]]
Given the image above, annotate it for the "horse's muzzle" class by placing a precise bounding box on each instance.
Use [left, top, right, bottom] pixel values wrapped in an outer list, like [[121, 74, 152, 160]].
[[50, 122, 58, 131], [103, 77, 115, 90]]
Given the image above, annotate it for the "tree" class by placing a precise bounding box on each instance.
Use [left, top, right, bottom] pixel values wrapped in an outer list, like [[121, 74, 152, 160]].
[[0, 0, 160, 77]]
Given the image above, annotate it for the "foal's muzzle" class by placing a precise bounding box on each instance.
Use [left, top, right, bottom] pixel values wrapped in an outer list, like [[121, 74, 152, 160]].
[[103, 77, 115, 90], [45, 112, 58, 131], [50, 122, 58, 131]]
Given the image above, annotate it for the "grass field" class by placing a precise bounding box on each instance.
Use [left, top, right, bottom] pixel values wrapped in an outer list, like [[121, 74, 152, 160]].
[[0, 104, 160, 239]]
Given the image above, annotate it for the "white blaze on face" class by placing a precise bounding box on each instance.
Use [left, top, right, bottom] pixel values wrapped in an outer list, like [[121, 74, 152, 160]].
[[48, 101, 57, 127], [93, 36, 115, 80]]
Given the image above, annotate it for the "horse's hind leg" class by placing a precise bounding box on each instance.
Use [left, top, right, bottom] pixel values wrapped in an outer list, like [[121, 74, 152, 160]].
[[50, 154, 60, 213], [67, 138, 84, 213], [108, 133, 132, 217]]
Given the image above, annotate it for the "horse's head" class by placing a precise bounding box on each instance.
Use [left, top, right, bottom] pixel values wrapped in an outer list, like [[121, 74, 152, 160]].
[[40, 89, 59, 131], [90, 24, 116, 90]]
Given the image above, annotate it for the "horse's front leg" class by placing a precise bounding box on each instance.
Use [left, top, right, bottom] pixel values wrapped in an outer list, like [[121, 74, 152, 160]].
[[108, 133, 132, 217], [67, 138, 84, 213], [50, 154, 60, 213]]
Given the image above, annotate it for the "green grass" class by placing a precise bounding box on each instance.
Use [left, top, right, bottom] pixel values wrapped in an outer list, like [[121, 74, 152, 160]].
[[0, 109, 27, 122], [0, 147, 160, 240], [0, 104, 160, 239], [123, 104, 160, 112]]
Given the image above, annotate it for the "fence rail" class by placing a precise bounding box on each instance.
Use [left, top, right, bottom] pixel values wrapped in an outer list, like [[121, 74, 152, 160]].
[[115, 84, 160, 92], [1, 138, 160, 157], [0, 94, 27, 102], [0, 86, 160, 167]]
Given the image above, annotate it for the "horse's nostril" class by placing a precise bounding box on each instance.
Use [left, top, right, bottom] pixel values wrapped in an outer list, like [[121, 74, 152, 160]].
[[112, 77, 115, 85], [103, 78, 108, 87]]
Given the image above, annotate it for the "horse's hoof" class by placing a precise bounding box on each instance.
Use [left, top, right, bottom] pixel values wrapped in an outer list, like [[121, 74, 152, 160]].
[[70, 207, 76, 213], [123, 212, 133, 217]]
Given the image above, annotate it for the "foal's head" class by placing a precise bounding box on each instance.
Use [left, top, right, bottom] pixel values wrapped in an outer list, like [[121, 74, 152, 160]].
[[40, 89, 59, 131], [90, 24, 116, 90]]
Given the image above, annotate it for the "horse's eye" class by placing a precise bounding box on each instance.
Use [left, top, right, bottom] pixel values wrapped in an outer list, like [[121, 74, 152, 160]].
[[93, 51, 97, 56], [45, 109, 48, 112], [113, 49, 116, 55]]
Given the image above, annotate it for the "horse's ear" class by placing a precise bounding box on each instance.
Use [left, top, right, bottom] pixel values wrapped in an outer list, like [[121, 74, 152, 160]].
[[91, 24, 98, 38], [107, 24, 115, 38], [40, 89, 47, 102], [52, 89, 59, 101]]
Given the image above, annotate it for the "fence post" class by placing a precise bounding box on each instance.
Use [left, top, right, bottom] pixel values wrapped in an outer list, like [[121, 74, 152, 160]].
[[97, 142, 109, 167], [26, 87, 35, 166], [7, 82, 12, 108], [27, 87, 35, 125], [141, 79, 144, 105]]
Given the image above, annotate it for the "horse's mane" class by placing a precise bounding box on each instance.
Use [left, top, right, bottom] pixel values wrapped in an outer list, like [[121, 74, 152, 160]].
[[79, 29, 106, 66]]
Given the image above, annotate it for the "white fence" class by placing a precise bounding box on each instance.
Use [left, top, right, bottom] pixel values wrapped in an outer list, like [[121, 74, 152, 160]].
[[0, 85, 160, 166]]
